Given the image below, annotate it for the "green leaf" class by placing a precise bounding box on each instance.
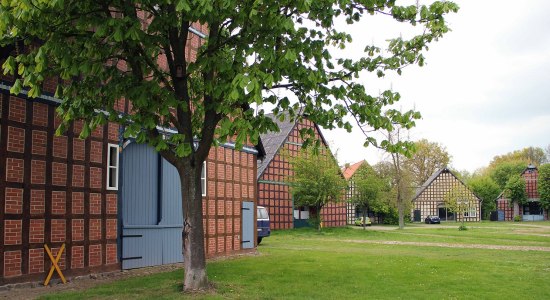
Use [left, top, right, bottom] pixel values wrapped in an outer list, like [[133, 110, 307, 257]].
[[176, 0, 191, 12]]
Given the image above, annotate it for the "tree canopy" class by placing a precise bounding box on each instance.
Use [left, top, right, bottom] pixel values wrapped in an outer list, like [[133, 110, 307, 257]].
[[488, 161, 527, 190], [406, 138, 451, 186], [538, 164, 550, 210], [349, 163, 389, 225], [289, 148, 347, 231], [0, 0, 458, 291], [504, 174, 527, 206]]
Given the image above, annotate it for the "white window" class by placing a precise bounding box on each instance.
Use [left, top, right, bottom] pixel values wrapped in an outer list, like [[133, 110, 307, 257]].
[[201, 161, 206, 197], [293, 207, 310, 219], [464, 205, 476, 218], [106, 144, 119, 190]]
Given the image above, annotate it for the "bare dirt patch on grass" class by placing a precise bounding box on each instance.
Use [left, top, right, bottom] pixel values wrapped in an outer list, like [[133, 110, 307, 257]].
[[339, 239, 550, 252]]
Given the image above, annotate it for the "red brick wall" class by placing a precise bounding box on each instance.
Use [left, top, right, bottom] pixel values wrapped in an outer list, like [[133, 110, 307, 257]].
[[203, 146, 257, 258], [0, 93, 119, 284], [258, 119, 347, 230]]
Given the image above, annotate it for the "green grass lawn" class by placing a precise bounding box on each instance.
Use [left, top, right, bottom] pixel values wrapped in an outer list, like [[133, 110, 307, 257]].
[[41, 222, 550, 299]]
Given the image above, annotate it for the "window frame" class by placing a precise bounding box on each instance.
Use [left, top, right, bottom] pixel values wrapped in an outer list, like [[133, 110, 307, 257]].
[[463, 205, 476, 218], [201, 161, 206, 197], [106, 144, 119, 190]]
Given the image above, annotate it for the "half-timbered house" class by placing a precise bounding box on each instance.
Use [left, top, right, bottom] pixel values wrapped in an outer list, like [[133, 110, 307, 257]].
[[496, 165, 548, 221], [412, 168, 481, 222], [257, 114, 347, 230]]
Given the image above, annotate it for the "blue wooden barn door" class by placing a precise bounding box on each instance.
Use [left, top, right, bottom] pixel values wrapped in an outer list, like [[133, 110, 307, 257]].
[[120, 143, 183, 269], [241, 201, 254, 249]]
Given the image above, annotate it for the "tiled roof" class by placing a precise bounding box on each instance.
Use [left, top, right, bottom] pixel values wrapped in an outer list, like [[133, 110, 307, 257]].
[[342, 161, 365, 180], [257, 113, 298, 178], [256, 112, 332, 179]]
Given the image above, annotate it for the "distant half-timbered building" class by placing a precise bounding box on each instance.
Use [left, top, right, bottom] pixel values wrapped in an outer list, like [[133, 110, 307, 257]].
[[496, 165, 548, 221], [412, 168, 481, 222], [343, 161, 366, 224], [257, 114, 347, 230]]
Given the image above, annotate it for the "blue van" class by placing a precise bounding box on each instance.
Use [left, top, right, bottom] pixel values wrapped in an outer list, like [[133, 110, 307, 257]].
[[257, 206, 270, 244]]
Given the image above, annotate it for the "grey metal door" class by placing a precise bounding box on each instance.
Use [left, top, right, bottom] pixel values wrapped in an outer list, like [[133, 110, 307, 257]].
[[241, 201, 254, 249], [120, 143, 183, 269]]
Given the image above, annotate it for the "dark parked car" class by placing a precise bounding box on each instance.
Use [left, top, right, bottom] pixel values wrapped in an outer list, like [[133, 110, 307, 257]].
[[257, 206, 270, 244], [425, 215, 441, 224]]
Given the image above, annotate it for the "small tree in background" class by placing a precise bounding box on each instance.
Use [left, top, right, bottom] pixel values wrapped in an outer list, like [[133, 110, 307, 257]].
[[349, 164, 388, 229], [444, 185, 478, 230], [289, 148, 347, 231], [468, 176, 500, 220], [539, 164, 550, 211], [504, 174, 527, 218]]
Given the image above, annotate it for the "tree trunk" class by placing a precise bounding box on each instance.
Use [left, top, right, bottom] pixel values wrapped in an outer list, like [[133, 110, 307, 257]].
[[362, 209, 367, 230], [316, 204, 322, 232], [178, 160, 208, 291], [513, 201, 519, 218], [397, 187, 405, 230]]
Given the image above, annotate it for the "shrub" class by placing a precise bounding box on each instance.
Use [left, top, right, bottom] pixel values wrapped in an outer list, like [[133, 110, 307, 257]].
[[513, 215, 522, 222], [458, 225, 468, 231]]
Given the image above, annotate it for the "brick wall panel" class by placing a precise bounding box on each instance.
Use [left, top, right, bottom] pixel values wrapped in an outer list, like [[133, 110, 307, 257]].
[[31, 130, 47, 155], [90, 167, 102, 189], [72, 192, 84, 214], [207, 237, 215, 254], [89, 219, 102, 241], [5, 187, 23, 214], [28, 249, 44, 274], [90, 141, 103, 163], [51, 191, 66, 215], [7, 126, 25, 153], [72, 219, 84, 241], [73, 120, 83, 135], [30, 160, 46, 185], [29, 219, 45, 244], [50, 219, 66, 242], [71, 246, 84, 269], [106, 219, 117, 239], [106, 194, 117, 214], [73, 138, 85, 161], [32, 102, 48, 127], [217, 236, 225, 253], [106, 244, 117, 265], [52, 135, 68, 158], [4, 251, 22, 277], [72, 165, 85, 187], [90, 193, 102, 215], [108, 122, 119, 141], [89, 244, 102, 267], [52, 162, 67, 186], [8, 96, 26, 123], [30, 189, 45, 214], [4, 220, 22, 245], [6, 158, 24, 183]]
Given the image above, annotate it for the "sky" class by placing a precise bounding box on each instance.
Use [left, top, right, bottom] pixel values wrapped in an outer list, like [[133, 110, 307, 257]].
[[321, 0, 550, 173]]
